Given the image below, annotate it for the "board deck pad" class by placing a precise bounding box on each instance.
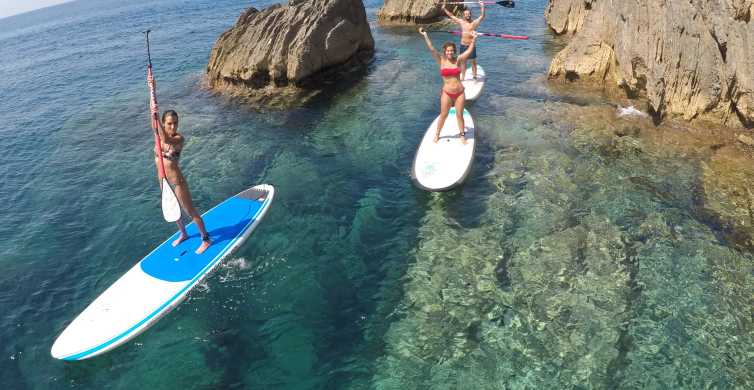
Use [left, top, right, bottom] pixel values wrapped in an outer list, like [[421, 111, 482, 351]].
[[141, 197, 261, 282], [51, 185, 274, 361], [462, 64, 485, 101], [412, 108, 476, 191]]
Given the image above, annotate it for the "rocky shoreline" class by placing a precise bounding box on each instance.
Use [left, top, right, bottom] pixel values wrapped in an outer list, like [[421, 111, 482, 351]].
[[205, 0, 753, 127], [543, 0, 754, 250], [545, 0, 754, 128]]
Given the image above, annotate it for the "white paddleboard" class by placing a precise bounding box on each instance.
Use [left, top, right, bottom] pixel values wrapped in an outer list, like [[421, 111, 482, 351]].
[[51, 184, 275, 360], [462, 64, 485, 101], [412, 108, 475, 191]]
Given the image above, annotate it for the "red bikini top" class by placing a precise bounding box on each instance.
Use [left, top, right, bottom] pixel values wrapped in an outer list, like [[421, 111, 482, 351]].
[[440, 67, 461, 77]]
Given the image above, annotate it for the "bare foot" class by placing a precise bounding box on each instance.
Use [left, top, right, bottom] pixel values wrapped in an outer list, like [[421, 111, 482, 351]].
[[195, 239, 212, 255], [434, 134, 440, 143], [460, 133, 467, 144], [172, 233, 188, 247]]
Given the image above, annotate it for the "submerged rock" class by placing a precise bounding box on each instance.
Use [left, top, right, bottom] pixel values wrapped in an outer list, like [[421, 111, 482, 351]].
[[377, 0, 462, 25], [737, 133, 754, 146], [205, 0, 374, 107], [369, 92, 754, 387], [546, 0, 754, 128], [702, 145, 754, 248]]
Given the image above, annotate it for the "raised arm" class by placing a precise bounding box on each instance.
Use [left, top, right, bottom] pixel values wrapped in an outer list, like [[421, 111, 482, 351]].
[[441, 1, 464, 25], [458, 31, 478, 62], [419, 28, 441, 64], [472, 1, 485, 28], [153, 113, 167, 140]]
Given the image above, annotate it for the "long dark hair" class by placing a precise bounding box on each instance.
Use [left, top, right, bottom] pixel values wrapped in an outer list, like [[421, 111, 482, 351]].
[[161, 109, 178, 124]]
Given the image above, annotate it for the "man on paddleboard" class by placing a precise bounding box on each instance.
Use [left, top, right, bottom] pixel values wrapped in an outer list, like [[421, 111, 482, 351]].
[[442, 0, 485, 80]]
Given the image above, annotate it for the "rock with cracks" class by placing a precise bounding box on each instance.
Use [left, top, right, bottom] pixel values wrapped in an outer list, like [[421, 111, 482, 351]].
[[545, 0, 754, 128], [206, 0, 374, 108], [378, 0, 464, 25]]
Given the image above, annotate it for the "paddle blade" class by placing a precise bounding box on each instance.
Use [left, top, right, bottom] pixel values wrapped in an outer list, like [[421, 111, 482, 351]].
[[161, 178, 181, 222], [498, 0, 515, 7]]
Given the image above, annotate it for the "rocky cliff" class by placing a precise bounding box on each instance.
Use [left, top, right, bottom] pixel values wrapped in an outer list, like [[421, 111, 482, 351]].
[[378, 0, 463, 25], [544, 0, 591, 34], [206, 0, 374, 107], [546, 0, 754, 128]]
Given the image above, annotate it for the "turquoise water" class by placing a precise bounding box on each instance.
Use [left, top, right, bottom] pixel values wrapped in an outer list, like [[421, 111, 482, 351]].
[[1, 0, 752, 388]]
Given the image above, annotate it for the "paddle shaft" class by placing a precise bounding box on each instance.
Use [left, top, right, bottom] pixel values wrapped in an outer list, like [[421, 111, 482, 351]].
[[442, 1, 515, 6], [145, 31, 168, 180], [444, 30, 529, 40]]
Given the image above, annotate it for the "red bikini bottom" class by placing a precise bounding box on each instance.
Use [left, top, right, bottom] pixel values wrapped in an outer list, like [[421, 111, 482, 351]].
[[442, 88, 464, 100]]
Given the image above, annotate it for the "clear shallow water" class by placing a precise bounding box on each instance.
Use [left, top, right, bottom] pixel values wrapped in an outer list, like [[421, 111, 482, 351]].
[[1, 0, 752, 389]]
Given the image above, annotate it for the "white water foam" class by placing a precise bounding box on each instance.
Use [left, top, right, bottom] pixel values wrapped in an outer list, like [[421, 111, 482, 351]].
[[617, 105, 649, 118]]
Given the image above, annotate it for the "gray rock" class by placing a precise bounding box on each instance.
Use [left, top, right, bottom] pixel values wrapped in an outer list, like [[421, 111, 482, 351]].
[[546, 0, 754, 128], [378, 0, 463, 25], [206, 0, 374, 107]]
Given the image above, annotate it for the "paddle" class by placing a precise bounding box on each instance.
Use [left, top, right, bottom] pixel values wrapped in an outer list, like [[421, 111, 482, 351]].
[[144, 30, 181, 223], [440, 30, 529, 40], [442, 1, 515, 7]]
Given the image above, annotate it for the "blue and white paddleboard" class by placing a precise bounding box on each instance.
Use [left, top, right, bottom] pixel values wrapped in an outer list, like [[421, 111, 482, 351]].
[[51, 184, 275, 361], [411, 108, 475, 191]]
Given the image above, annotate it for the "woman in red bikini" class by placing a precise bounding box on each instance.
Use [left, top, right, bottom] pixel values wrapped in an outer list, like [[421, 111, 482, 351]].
[[419, 27, 478, 143]]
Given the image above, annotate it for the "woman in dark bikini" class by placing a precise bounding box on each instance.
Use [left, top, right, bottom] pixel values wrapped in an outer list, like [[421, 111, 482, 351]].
[[155, 110, 212, 254], [419, 27, 478, 143]]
